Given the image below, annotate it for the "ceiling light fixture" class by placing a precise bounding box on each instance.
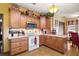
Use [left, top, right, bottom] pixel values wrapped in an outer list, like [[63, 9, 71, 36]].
[[48, 5, 59, 13]]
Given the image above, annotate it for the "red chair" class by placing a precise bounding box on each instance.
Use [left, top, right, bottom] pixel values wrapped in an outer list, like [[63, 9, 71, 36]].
[[69, 32, 79, 48]]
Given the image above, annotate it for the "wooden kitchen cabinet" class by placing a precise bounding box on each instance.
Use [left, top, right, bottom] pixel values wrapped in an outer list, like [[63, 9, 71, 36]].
[[46, 17, 53, 33], [50, 36, 56, 49], [56, 37, 64, 52], [56, 37, 67, 53], [20, 14, 27, 28], [67, 20, 79, 25], [10, 6, 21, 28], [45, 36, 56, 49], [44, 35, 67, 53], [9, 37, 28, 55], [39, 35, 45, 46], [45, 36, 52, 47], [40, 16, 46, 29], [46, 18, 51, 28]]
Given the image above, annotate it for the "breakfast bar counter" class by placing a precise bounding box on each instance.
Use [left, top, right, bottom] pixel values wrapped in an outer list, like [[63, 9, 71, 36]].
[[40, 33, 67, 38]]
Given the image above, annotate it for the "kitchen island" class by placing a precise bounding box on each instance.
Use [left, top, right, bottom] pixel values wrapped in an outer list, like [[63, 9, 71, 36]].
[[39, 34, 67, 54]]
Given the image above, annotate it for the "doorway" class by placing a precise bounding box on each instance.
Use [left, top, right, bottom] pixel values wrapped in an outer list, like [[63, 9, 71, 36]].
[[0, 14, 3, 54]]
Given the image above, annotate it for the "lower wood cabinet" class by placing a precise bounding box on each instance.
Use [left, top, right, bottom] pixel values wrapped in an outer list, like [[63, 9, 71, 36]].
[[50, 36, 56, 49], [9, 37, 28, 55], [56, 37, 67, 53], [44, 36, 67, 53], [39, 35, 45, 46], [45, 36, 52, 47]]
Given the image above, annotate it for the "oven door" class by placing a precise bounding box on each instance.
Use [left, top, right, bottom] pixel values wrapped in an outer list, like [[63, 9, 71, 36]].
[[28, 35, 39, 51]]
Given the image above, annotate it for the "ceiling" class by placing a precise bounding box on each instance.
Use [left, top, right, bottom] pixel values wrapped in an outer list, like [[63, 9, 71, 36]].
[[16, 3, 79, 17], [16, 3, 53, 14]]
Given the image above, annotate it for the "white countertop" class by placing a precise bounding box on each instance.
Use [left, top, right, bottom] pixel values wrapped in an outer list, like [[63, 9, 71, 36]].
[[8, 33, 67, 39], [8, 35, 28, 39], [40, 34, 67, 38]]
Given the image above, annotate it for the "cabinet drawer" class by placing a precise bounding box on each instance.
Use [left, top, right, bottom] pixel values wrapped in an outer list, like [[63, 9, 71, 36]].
[[21, 38, 27, 41], [11, 42, 20, 49], [10, 39, 20, 42], [20, 41, 27, 46], [20, 46, 27, 52], [11, 47, 21, 55]]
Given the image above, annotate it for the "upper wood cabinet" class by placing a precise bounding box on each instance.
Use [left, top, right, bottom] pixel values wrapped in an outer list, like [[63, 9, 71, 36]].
[[20, 14, 27, 28], [67, 20, 79, 25], [46, 18, 51, 28], [46, 17, 53, 33], [10, 4, 40, 29], [10, 6, 21, 28], [40, 16, 46, 29]]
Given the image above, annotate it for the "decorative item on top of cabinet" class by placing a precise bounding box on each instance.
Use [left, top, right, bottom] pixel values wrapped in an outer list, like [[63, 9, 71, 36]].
[[9, 37, 28, 55], [25, 10, 29, 15], [11, 4, 19, 11]]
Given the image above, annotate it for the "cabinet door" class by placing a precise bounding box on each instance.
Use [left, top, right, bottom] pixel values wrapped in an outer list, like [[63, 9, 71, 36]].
[[39, 35, 45, 46], [40, 16, 46, 29], [20, 38, 28, 50], [10, 42, 20, 49], [45, 36, 52, 48], [10, 37, 28, 55], [46, 18, 51, 33], [56, 37, 65, 52], [46, 19, 51, 28], [51, 36, 56, 49], [20, 15, 27, 28], [10, 9, 20, 28]]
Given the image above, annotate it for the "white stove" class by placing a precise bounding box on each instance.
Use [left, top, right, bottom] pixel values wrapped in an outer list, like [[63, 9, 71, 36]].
[[27, 29, 39, 51]]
